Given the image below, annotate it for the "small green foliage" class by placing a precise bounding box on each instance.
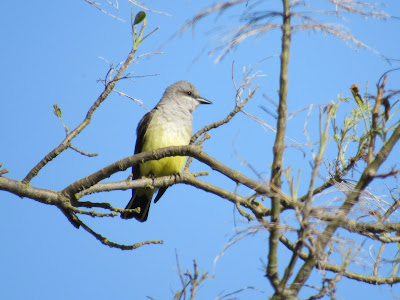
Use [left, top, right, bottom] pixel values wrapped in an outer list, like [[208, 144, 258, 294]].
[[284, 167, 301, 201], [134, 11, 146, 25], [131, 10, 148, 51], [52, 103, 69, 132], [331, 92, 372, 170], [53, 104, 62, 118]]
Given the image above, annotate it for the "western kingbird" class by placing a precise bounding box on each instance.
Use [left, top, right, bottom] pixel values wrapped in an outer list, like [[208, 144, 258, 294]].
[[121, 81, 212, 221]]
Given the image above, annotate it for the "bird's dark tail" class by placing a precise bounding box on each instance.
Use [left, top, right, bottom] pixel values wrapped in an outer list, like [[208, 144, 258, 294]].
[[121, 189, 153, 222]]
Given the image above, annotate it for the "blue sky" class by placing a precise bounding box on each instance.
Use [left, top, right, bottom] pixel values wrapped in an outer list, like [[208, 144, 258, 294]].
[[1, 1, 400, 299]]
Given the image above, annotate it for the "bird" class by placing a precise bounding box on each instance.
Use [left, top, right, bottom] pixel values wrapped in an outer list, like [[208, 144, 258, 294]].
[[121, 81, 212, 221]]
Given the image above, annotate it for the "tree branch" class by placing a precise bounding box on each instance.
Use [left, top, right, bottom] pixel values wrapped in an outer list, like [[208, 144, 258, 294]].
[[22, 19, 149, 185], [268, 0, 291, 293], [289, 121, 400, 295]]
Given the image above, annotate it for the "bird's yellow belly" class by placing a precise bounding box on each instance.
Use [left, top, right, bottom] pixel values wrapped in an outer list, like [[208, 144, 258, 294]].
[[140, 125, 191, 177]]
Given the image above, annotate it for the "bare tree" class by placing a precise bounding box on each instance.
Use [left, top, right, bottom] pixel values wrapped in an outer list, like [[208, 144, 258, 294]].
[[2, 1, 400, 299], [178, 0, 400, 298]]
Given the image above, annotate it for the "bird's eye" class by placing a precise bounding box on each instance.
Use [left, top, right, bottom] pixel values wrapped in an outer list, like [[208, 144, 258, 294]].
[[187, 91, 192, 96]]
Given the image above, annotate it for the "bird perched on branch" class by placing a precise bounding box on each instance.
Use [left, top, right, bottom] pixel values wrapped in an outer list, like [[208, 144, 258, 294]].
[[121, 81, 212, 221]]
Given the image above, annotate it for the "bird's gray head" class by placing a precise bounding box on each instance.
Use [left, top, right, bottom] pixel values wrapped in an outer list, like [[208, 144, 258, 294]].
[[159, 81, 212, 113]]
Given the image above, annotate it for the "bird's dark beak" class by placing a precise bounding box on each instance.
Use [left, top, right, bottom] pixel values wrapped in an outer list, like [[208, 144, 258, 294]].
[[197, 97, 212, 104]]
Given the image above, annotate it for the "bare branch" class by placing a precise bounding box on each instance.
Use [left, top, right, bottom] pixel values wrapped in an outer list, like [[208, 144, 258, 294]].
[[289, 121, 400, 295], [173, 258, 209, 300], [84, 0, 125, 22], [268, 0, 292, 292], [79, 221, 163, 250], [190, 59, 264, 147], [22, 19, 151, 184], [0, 164, 9, 176], [127, 0, 171, 16], [279, 233, 400, 285], [69, 145, 98, 157]]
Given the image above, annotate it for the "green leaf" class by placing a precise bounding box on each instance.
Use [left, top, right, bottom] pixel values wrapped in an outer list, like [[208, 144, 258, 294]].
[[134, 11, 146, 25], [53, 104, 62, 118]]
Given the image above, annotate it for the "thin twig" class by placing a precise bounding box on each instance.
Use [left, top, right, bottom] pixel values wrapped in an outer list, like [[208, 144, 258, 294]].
[[80, 221, 163, 250], [69, 145, 98, 157], [22, 20, 151, 184]]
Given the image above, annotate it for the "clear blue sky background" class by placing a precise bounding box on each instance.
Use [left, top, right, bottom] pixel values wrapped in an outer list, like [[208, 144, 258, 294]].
[[1, 1, 400, 299]]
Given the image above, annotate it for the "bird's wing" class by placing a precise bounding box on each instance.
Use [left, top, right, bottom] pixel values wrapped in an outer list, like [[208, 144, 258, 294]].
[[133, 110, 154, 180], [135, 109, 169, 205], [122, 110, 155, 221]]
